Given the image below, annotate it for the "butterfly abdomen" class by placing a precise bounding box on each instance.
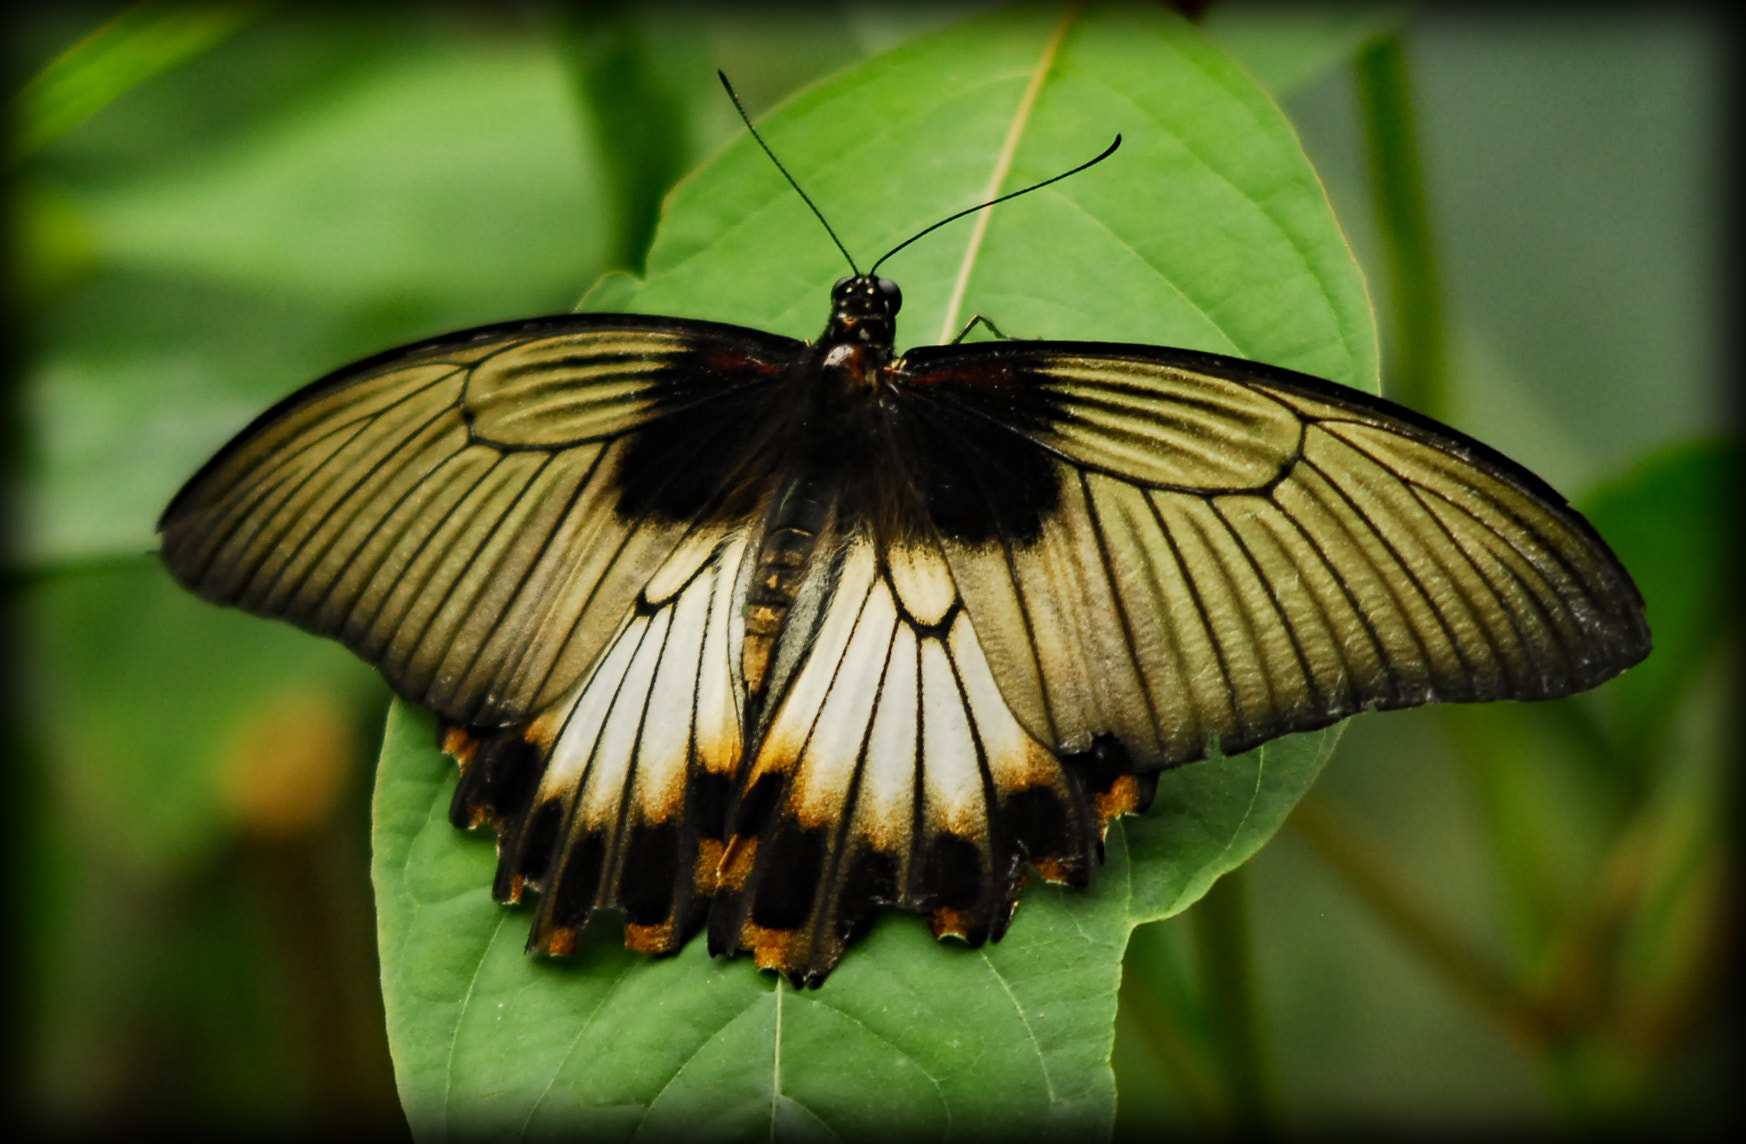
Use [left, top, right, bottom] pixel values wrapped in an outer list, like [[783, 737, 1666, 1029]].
[[742, 527, 815, 697], [742, 481, 835, 699]]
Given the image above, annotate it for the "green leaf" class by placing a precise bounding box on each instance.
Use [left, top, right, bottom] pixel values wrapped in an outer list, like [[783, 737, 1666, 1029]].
[[556, 5, 703, 274], [375, 4, 1369, 1137], [10, 1, 269, 168], [375, 708, 1333, 1141], [68, 37, 604, 309], [1578, 438, 1740, 756], [626, 6, 1378, 392]]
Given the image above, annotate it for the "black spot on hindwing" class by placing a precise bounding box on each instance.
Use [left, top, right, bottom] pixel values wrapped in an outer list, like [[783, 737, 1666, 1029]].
[[548, 830, 608, 931], [618, 821, 682, 926], [751, 825, 827, 931], [837, 849, 900, 943], [921, 833, 985, 912], [449, 729, 546, 830], [513, 798, 565, 884]]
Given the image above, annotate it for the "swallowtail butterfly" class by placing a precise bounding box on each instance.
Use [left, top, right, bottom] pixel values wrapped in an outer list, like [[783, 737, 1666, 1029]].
[[160, 80, 1648, 987]]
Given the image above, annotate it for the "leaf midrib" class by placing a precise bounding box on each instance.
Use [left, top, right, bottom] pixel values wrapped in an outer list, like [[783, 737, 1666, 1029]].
[[937, 4, 1082, 344]]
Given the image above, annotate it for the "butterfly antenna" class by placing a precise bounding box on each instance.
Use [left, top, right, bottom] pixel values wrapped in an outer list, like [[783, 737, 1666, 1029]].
[[719, 71, 861, 276], [869, 135, 1122, 276]]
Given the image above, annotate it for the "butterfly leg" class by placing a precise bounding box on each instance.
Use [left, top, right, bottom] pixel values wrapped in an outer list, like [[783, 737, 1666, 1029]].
[[949, 314, 1017, 344]]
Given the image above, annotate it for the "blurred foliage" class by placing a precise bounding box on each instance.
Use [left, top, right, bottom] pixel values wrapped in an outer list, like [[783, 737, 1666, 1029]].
[[8, 0, 268, 168], [8, 1, 1732, 1135]]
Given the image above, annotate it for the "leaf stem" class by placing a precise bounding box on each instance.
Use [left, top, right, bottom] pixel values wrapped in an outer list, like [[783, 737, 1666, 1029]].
[[1355, 33, 1449, 421], [937, 3, 1078, 343], [1190, 868, 1275, 1130], [1, 550, 157, 591], [1288, 794, 1561, 1045], [1118, 937, 1229, 1128]]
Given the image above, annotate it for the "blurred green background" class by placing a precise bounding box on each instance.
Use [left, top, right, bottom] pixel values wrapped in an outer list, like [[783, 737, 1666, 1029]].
[[8, 2, 1732, 1133]]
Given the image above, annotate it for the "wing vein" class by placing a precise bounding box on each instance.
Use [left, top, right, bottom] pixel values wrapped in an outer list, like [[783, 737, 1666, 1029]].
[[1209, 495, 1325, 713], [1143, 492, 1246, 742], [1077, 472, 1165, 744]]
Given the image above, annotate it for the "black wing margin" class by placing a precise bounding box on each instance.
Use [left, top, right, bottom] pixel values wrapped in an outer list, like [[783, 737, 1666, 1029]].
[[158, 313, 800, 728], [885, 341, 1651, 770]]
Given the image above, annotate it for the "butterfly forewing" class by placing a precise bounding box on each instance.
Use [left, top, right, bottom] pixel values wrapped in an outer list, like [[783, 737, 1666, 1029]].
[[888, 342, 1651, 768], [159, 314, 801, 728]]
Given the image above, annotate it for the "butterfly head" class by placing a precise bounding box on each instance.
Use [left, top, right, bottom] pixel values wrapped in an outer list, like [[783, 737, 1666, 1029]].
[[824, 274, 901, 350]]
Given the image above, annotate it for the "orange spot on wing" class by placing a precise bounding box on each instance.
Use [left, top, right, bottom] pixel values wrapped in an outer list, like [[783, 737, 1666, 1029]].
[[741, 922, 824, 983], [927, 907, 975, 942], [693, 838, 726, 894], [718, 836, 757, 891], [625, 921, 679, 954], [539, 927, 578, 957], [441, 724, 479, 769], [1093, 775, 1144, 827], [1032, 856, 1073, 884]]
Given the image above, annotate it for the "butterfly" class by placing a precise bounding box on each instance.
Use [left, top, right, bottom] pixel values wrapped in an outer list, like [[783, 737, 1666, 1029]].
[[158, 89, 1649, 989]]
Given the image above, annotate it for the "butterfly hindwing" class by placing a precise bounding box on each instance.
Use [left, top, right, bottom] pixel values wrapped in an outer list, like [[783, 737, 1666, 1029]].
[[703, 525, 1141, 986], [487, 528, 755, 956]]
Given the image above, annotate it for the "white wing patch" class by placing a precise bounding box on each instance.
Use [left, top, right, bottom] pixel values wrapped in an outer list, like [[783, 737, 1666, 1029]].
[[708, 533, 1121, 985], [495, 532, 752, 956]]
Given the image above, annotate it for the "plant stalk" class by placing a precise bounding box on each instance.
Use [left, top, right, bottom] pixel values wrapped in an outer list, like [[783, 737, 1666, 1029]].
[[1190, 868, 1275, 1130], [1288, 794, 1562, 1046], [1355, 33, 1449, 421]]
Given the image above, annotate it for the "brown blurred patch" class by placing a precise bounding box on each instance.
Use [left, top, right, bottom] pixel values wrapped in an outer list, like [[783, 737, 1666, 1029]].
[[217, 691, 356, 838]]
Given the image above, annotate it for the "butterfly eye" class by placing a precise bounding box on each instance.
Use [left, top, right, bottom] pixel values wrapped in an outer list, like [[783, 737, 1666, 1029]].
[[833, 276, 854, 296], [875, 277, 902, 312]]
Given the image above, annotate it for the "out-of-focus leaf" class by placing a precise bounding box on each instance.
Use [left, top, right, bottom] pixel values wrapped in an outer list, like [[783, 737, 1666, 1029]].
[[69, 38, 602, 307], [1577, 438, 1738, 755], [19, 276, 379, 569], [20, 32, 606, 570], [1202, 1, 1406, 97], [10, 1, 269, 167], [27, 560, 383, 876], [12, 182, 97, 302], [373, 3, 1370, 1136], [557, 5, 703, 273]]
